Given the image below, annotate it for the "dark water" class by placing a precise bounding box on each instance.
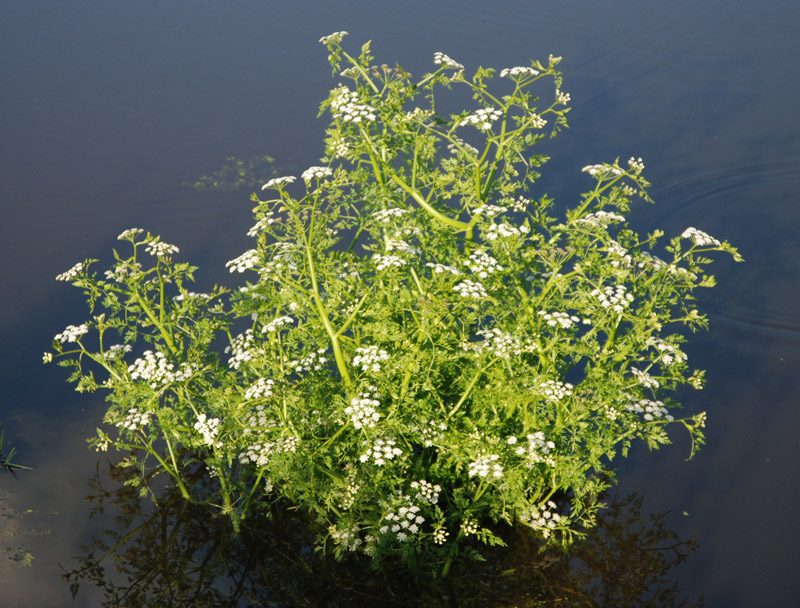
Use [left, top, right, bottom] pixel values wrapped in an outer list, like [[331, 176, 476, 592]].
[[2, 0, 799, 605]]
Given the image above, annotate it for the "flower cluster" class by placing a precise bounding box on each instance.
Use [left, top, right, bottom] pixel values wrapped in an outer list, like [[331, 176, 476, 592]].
[[433, 51, 463, 69], [500, 66, 539, 78], [468, 453, 504, 479], [117, 408, 151, 432], [352, 345, 389, 373], [239, 435, 300, 467], [247, 213, 279, 237], [226, 249, 260, 273], [592, 284, 634, 312], [262, 315, 294, 333], [485, 221, 529, 240], [262, 175, 296, 190], [226, 330, 264, 369], [513, 432, 557, 467], [576, 211, 626, 227], [473, 203, 508, 217], [345, 393, 381, 429], [538, 310, 581, 329], [372, 208, 410, 223], [127, 350, 195, 389], [56, 262, 84, 282], [117, 228, 143, 240], [289, 349, 328, 373], [466, 249, 503, 279], [461, 107, 502, 131], [426, 262, 462, 275], [360, 438, 402, 466], [301, 166, 333, 182], [319, 31, 348, 45], [414, 419, 448, 447], [647, 337, 688, 366], [244, 378, 274, 400], [373, 253, 407, 271], [410, 479, 441, 504], [145, 241, 179, 258], [381, 498, 425, 541], [194, 413, 222, 448], [555, 89, 571, 105], [521, 500, 561, 538], [681, 227, 722, 247], [453, 279, 488, 299], [582, 164, 624, 179], [631, 367, 659, 390], [54, 324, 89, 343], [627, 398, 673, 421], [472, 328, 526, 359], [537, 379, 573, 402], [104, 344, 132, 359]]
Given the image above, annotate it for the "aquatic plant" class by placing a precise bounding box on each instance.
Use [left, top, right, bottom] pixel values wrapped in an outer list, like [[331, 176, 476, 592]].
[[47, 32, 741, 574]]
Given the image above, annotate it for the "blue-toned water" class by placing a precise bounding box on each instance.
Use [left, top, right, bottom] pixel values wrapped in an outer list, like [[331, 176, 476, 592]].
[[2, 1, 799, 605]]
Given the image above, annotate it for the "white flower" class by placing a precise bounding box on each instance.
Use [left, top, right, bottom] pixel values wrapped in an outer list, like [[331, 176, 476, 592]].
[[466, 249, 503, 279], [410, 479, 442, 504], [460, 107, 502, 131], [631, 367, 659, 389], [627, 398, 673, 421], [537, 380, 573, 402], [319, 31, 348, 45], [433, 51, 463, 69], [582, 164, 624, 179], [575, 211, 626, 227], [360, 438, 402, 466], [56, 262, 84, 282], [345, 396, 381, 429], [194, 413, 222, 449], [372, 208, 410, 222], [681, 227, 721, 247], [454, 279, 488, 299], [226, 249, 260, 273], [245, 378, 274, 400], [373, 254, 407, 271], [517, 432, 557, 467], [485, 222, 529, 240], [145, 241, 179, 258], [500, 66, 540, 78], [262, 316, 294, 333], [628, 157, 645, 172], [54, 324, 89, 343], [117, 228, 143, 240], [468, 453, 503, 479], [555, 89, 571, 105], [104, 344, 132, 359], [262, 176, 296, 190], [591, 284, 634, 313], [117, 408, 151, 432], [289, 349, 328, 373], [353, 345, 389, 373], [128, 350, 195, 388], [537, 310, 580, 329], [426, 262, 461, 275], [301, 166, 333, 182]]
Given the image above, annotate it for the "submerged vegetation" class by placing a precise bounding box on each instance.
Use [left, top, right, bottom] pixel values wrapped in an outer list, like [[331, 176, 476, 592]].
[[47, 32, 741, 575]]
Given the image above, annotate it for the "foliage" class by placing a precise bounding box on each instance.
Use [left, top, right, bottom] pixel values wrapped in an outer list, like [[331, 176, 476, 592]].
[[1, 424, 30, 479], [189, 154, 282, 191], [47, 32, 741, 574], [64, 459, 703, 607]]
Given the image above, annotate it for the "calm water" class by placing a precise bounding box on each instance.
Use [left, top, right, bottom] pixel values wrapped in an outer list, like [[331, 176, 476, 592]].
[[2, 0, 799, 605]]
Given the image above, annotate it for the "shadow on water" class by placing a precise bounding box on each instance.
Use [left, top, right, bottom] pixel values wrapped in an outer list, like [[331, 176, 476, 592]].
[[63, 461, 703, 608]]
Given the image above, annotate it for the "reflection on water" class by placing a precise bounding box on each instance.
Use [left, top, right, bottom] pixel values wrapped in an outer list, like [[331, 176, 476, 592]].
[[63, 460, 702, 607]]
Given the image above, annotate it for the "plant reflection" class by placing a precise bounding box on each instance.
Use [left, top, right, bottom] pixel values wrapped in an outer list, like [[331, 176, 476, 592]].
[[63, 461, 703, 607]]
